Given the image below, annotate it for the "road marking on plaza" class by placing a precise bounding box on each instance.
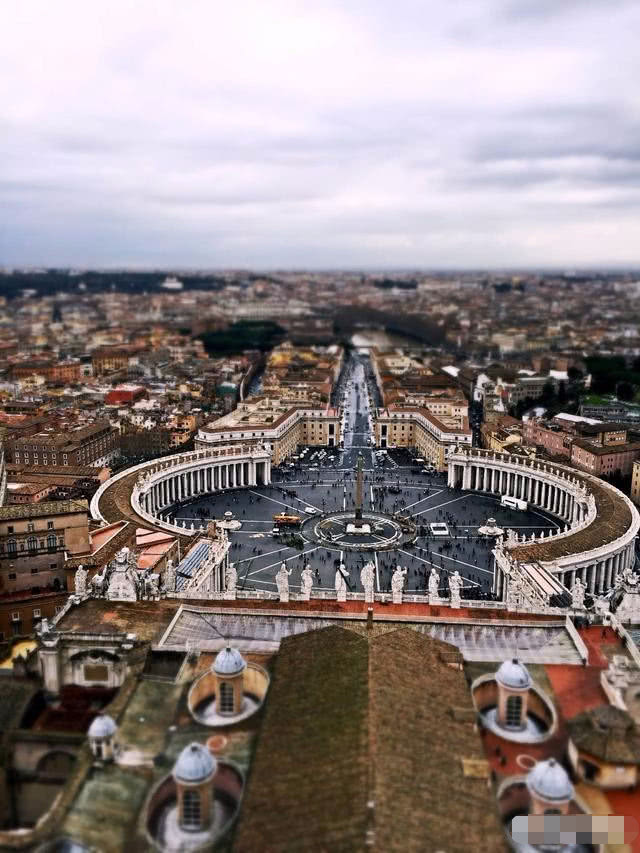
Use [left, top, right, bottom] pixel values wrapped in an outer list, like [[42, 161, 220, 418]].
[[412, 546, 493, 575], [403, 490, 444, 510], [247, 489, 320, 515], [413, 494, 474, 517], [246, 547, 320, 577], [397, 549, 482, 585], [235, 545, 292, 565]]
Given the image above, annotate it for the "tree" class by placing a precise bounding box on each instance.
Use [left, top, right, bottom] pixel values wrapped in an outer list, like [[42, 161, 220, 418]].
[[567, 366, 583, 382], [617, 381, 635, 402]]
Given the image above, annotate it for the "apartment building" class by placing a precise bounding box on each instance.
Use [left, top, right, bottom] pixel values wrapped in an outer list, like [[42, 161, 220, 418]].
[[631, 460, 640, 506], [374, 405, 471, 471], [524, 415, 638, 475], [8, 420, 119, 469], [196, 396, 341, 465], [0, 500, 90, 600], [570, 439, 640, 478], [9, 358, 81, 383]]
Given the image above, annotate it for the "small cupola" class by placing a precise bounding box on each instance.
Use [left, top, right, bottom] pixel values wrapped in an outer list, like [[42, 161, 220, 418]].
[[172, 742, 217, 832], [526, 758, 573, 816], [496, 658, 531, 731], [87, 714, 118, 761], [213, 646, 247, 716]]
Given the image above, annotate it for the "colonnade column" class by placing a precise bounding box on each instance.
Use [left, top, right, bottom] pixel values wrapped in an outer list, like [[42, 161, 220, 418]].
[[462, 464, 472, 490]]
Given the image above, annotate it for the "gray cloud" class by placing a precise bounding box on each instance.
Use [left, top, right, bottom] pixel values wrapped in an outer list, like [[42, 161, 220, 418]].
[[0, 0, 638, 268]]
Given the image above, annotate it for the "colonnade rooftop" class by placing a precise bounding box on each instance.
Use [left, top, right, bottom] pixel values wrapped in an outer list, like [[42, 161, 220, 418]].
[[453, 446, 636, 563]]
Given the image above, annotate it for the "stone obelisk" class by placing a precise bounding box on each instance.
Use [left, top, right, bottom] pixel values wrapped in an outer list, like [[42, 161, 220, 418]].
[[355, 452, 364, 522]]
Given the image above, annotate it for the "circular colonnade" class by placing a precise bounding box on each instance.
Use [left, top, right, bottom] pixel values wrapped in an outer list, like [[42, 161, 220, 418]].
[[92, 443, 639, 604], [448, 447, 639, 598]]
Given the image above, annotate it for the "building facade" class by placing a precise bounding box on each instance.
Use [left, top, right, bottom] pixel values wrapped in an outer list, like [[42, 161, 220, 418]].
[[374, 405, 472, 471], [0, 500, 90, 596], [195, 397, 341, 465], [8, 420, 119, 469]]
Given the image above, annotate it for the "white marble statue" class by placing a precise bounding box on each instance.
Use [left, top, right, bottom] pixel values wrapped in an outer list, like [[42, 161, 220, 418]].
[[74, 564, 87, 596], [335, 564, 349, 601], [276, 562, 293, 602], [428, 567, 440, 601], [224, 562, 238, 599], [448, 570, 463, 609], [614, 566, 640, 622], [360, 561, 375, 603], [106, 548, 138, 603], [145, 574, 160, 599], [300, 564, 314, 600], [505, 528, 518, 547], [391, 565, 408, 604], [570, 576, 586, 610], [164, 559, 176, 592]]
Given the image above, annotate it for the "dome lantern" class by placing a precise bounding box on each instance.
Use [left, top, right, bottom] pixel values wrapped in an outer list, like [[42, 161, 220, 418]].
[[172, 742, 217, 832], [527, 758, 574, 815], [87, 714, 118, 761], [496, 658, 531, 731], [212, 645, 246, 716]]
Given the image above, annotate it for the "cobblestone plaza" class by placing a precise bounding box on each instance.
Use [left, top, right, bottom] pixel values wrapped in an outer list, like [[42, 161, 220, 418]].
[[168, 460, 560, 598]]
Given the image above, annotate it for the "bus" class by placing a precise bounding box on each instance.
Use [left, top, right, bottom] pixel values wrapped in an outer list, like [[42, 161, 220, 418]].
[[272, 513, 302, 527], [501, 496, 527, 511]]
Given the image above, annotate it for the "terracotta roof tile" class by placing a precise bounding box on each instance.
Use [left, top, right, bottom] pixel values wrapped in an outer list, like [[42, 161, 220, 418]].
[[233, 626, 506, 852]]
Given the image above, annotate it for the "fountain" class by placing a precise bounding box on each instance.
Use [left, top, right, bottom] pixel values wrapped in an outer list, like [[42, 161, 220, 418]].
[[478, 517, 504, 537]]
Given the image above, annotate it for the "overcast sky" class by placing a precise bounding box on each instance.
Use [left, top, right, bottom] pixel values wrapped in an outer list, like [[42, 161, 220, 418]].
[[1, 0, 639, 269]]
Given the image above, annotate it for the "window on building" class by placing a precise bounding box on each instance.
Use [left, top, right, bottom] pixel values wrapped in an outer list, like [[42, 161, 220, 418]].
[[47, 534, 57, 551], [8, 572, 16, 581], [182, 790, 202, 830], [27, 536, 37, 552], [7, 539, 17, 555], [31, 567, 39, 574], [219, 681, 235, 714], [505, 694, 523, 727], [33, 608, 41, 618], [7, 526, 14, 534]]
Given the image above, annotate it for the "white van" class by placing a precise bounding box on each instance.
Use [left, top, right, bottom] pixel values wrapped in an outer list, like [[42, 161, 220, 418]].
[[501, 496, 527, 511]]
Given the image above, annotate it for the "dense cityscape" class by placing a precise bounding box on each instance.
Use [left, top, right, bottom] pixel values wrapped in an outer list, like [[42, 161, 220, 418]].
[[0, 268, 638, 850], [3, 0, 640, 849]]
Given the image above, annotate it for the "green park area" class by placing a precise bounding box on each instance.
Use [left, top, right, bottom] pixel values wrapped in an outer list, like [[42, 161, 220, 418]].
[[199, 320, 285, 356]]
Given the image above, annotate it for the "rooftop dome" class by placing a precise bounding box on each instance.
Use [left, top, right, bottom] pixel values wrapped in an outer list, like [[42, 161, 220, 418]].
[[87, 714, 117, 739], [567, 704, 640, 765], [527, 758, 573, 803], [496, 657, 531, 690], [173, 742, 217, 784], [213, 645, 247, 676]]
